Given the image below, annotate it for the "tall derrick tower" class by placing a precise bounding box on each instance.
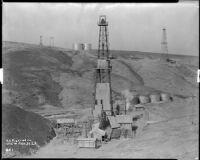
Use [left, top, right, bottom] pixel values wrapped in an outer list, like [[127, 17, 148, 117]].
[[93, 15, 113, 118]]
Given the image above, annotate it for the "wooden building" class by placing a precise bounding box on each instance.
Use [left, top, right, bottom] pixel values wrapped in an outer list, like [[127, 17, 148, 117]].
[[107, 116, 121, 140], [115, 115, 133, 139], [77, 138, 101, 148]]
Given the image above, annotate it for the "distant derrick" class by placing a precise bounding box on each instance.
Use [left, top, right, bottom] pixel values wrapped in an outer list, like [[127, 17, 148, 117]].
[[161, 28, 176, 64], [39, 35, 43, 46], [161, 28, 168, 61]]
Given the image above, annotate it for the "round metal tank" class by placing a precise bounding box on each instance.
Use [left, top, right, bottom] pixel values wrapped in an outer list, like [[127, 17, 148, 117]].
[[130, 96, 140, 105], [161, 93, 170, 102], [150, 94, 161, 103], [139, 95, 150, 104], [83, 43, 92, 51], [73, 43, 83, 51]]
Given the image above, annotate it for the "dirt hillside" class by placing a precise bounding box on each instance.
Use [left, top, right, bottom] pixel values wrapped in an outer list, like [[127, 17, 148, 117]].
[[2, 41, 199, 159], [2, 104, 56, 157]]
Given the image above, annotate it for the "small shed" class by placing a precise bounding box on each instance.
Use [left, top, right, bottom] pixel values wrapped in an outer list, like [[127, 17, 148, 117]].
[[106, 116, 121, 140], [110, 128, 121, 139], [115, 115, 133, 139], [77, 137, 101, 148], [115, 115, 133, 129]]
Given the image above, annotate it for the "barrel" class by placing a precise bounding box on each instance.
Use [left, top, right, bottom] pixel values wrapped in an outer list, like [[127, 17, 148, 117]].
[[139, 95, 150, 104], [160, 93, 170, 102], [150, 94, 161, 103]]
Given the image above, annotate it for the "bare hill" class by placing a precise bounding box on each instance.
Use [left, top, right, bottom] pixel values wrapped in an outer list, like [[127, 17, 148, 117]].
[[2, 104, 56, 157], [2, 41, 198, 116]]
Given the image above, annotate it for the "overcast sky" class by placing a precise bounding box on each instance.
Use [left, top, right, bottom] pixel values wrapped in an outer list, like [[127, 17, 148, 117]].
[[3, 2, 199, 56]]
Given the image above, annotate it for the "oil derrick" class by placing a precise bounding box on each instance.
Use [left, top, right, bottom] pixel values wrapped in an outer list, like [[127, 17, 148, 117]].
[[40, 35, 43, 46], [161, 28, 176, 64], [161, 28, 169, 62], [92, 15, 113, 119]]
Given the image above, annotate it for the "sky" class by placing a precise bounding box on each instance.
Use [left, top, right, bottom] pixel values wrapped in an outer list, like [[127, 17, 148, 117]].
[[2, 2, 199, 56]]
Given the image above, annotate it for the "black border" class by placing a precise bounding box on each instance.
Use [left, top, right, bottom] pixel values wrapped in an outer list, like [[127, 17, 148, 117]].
[[2, 0, 179, 3], [1, 0, 198, 160]]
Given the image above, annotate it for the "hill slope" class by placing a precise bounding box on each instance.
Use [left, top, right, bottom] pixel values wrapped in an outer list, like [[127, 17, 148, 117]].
[[2, 41, 198, 115], [2, 104, 56, 157]]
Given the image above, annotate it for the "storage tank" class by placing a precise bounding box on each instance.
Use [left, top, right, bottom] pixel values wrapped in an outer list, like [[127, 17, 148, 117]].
[[150, 94, 161, 103], [160, 93, 170, 102], [83, 43, 92, 51], [139, 95, 150, 104], [130, 96, 140, 105], [73, 43, 83, 51]]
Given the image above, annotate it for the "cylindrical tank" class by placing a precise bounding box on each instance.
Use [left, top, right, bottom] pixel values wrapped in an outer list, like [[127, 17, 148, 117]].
[[139, 95, 150, 104], [73, 43, 83, 51], [150, 94, 161, 103], [130, 96, 140, 105], [83, 43, 92, 51], [160, 93, 170, 102]]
